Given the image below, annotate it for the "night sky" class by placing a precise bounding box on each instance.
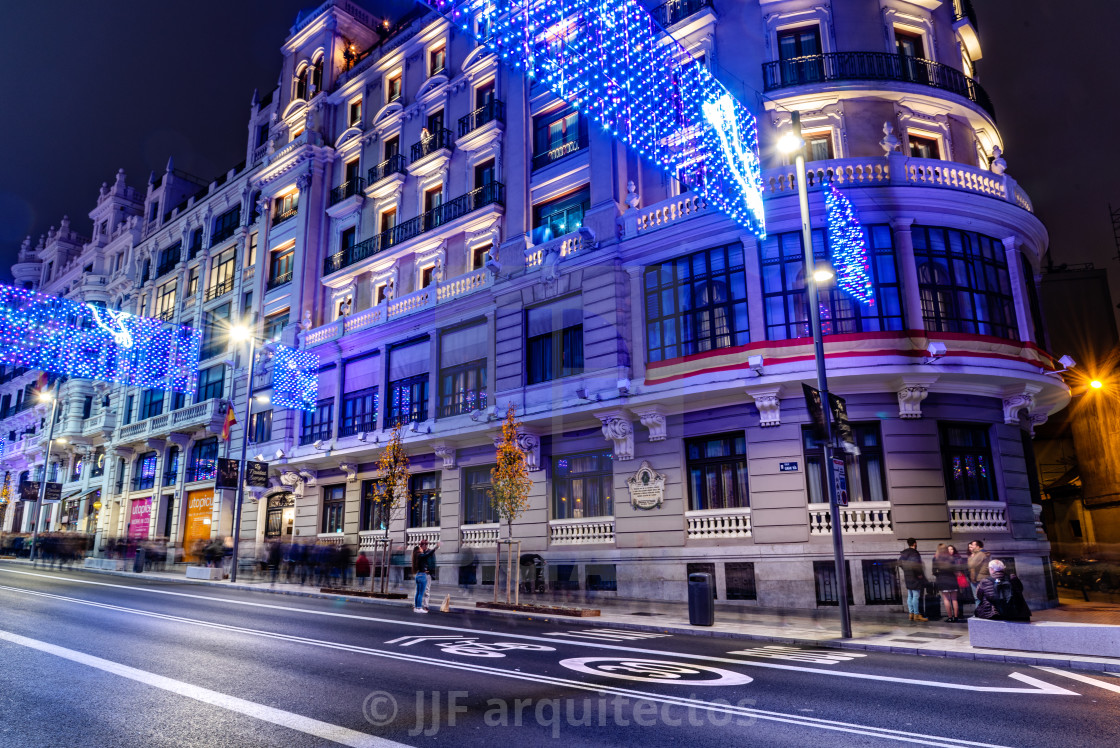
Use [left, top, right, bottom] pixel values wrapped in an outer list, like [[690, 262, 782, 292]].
[[1, 1, 1118, 319]]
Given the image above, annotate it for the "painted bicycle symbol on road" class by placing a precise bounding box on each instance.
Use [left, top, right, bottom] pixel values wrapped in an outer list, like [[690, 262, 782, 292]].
[[559, 657, 753, 686], [386, 635, 556, 658]]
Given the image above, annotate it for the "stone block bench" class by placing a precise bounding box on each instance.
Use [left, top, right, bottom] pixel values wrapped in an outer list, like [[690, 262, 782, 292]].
[[968, 617, 1120, 658], [185, 566, 225, 580]]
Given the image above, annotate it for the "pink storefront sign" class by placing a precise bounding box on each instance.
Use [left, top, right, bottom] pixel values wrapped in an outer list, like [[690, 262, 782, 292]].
[[128, 497, 152, 540]]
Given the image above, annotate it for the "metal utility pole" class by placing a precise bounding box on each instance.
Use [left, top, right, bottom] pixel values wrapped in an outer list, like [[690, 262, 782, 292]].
[[789, 111, 853, 638], [228, 331, 258, 583], [29, 379, 62, 562]]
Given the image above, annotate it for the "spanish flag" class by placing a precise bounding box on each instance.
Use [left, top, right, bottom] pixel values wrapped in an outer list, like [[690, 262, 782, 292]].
[[221, 407, 236, 441], [35, 372, 49, 397]]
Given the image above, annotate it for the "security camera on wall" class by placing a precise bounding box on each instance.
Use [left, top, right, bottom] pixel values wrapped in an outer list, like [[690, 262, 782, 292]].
[[1059, 355, 1077, 370]]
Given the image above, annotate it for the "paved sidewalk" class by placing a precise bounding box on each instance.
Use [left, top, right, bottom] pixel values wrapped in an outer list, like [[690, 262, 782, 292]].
[[6, 557, 1120, 675]]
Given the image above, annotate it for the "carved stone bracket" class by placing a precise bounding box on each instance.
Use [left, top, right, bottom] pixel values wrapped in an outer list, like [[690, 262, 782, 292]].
[[1003, 389, 1038, 425], [433, 445, 456, 470], [597, 411, 635, 461], [745, 387, 782, 427], [494, 431, 540, 471], [279, 470, 305, 498], [898, 386, 930, 419], [630, 405, 667, 442], [338, 462, 358, 482]]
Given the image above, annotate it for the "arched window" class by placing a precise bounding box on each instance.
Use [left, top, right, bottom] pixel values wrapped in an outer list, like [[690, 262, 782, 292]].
[[918, 261, 956, 333], [310, 54, 324, 93], [294, 65, 309, 101]]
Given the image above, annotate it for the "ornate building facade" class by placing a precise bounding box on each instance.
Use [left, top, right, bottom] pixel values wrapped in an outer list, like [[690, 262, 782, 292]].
[[1, 0, 1067, 609]]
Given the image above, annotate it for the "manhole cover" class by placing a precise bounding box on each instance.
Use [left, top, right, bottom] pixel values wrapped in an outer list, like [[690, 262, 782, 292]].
[[900, 632, 962, 640], [628, 612, 664, 617]]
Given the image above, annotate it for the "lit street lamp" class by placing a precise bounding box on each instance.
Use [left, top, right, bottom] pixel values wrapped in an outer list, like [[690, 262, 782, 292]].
[[779, 111, 853, 639], [227, 322, 258, 584], [29, 380, 61, 562]]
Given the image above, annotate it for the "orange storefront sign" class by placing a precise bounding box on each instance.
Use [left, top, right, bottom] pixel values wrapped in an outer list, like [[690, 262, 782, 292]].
[[182, 489, 214, 563]]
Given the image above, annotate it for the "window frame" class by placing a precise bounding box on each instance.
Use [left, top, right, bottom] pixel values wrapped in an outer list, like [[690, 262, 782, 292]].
[[322, 484, 346, 534], [802, 422, 888, 504], [462, 464, 499, 525], [685, 433, 750, 511], [386, 373, 428, 427], [552, 450, 614, 520], [339, 386, 378, 437], [300, 398, 335, 445], [939, 422, 999, 502], [409, 472, 441, 528], [196, 366, 225, 402], [438, 359, 487, 417], [526, 323, 583, 385]]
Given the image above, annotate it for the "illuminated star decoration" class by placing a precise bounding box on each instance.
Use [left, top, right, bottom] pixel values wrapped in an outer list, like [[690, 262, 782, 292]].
[[423, 0, 766, 237], [824, 182, 875, 306], [271, 344, 320, 412], [0, 283, 202, 392]]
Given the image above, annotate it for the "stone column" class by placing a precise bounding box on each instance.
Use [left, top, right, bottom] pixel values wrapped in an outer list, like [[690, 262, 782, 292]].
[[625, 267, 646, 384], [1002, 236, 1035, 345]]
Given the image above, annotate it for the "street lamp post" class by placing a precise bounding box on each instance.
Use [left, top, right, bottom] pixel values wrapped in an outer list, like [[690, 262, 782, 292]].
[[29, 379, 62, 562], [781, 111, 853, 639], [228, 324, 258, 584]]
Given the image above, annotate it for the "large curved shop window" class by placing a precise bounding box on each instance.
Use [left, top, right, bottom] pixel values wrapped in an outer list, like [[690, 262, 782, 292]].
[[912, 226, 1017, 339], [760, 225, 903, 340]]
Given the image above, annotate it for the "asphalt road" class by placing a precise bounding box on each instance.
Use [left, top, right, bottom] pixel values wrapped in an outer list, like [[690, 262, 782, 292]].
[[1, 561, 1117, 748]]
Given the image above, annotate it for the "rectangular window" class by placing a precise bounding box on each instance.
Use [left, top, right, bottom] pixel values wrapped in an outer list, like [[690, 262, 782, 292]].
[[803, 422, 887, 504], [263, 310, 289, 342], [247, 232, 258, 265], [380, 208, 397, 233], [273, 191, 299, 223], [135, 452, 158, 490], [348, 98, 362, 127], [908, 133, 940, 160], [553, 451, 613, 519], [196, 366, 225, 402], [124, 394, 134, 425], [211, 206, 241, 246], [726, 562, 758, 600], [462, 465, 499, 525], [814, 560, 854, 606], [686, 433, 749, 511], [81, 395, 93, 420], [420, 265, 435, 289], [775, 25, 823, 85], [426, 110, 444, 133], [895, 29, 925, 58], [157, 242, 181, 276], [188, 437, 218, 482], [761, 225, 903, 340], [322, 484, 346, 534], [586, 564, 617, 592], [139, 389, 164, 421], [199, 302, 231, 360], [439, 324, 487, 417], [269, 246, 294, 287], [156, 281, 177, 319], [805, 131, 834, 161], [187, 266, 199, 296], [862, 559, 902, 605], [248, 409, 273, 444], [526, 296, 583, 385], [687, 563, 717, 599], [474, 158, 496, 188], [340, 227, 356, 253], [207, 247, 236, 298], [940, 423, 998, 502], [532, 186, 590, 244], [471, 243, 491, 271], [300, 398, 334, 445], [532, 105, 586, 169], [386, 73, 402, 103], [645, 243, 750, 363], [429, 46, 446, 76], [384, 136, 400, 160], [409, 472, 440, 528], [386, 340, 429, 426], [359, 479, 390, 532], [340, 387, 377, 437], [912, 226, 1017, 339], [188, 228, 204, 259], [344, 158, 360, 185]]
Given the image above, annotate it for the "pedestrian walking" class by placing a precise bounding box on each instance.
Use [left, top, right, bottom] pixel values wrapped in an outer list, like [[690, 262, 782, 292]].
[[898, 538, 928, 622], [933, 543, 961, 622], [355, 551, 371, 589], [967, 539, 991, 597], [948, 544, 974, 611], [974, 559, 1031, 621], [412, 539, 440, 613]]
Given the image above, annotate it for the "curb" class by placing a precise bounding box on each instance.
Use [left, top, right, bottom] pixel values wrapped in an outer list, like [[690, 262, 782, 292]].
[[7, 561, 1120, 676]]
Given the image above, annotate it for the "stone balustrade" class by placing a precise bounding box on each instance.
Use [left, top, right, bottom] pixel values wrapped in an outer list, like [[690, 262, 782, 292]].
[[388, 287, 432, 317], [549, 517, 615, 545], [948, 500, 1009, 532], [437, 267, 489, 302], [525, 233, 585, 268], [115, 399, 223, 443], [406, 527, 441, 547], [358, 530, 389, 551], [461, 524, 500, 548], [809, 501, 893, 535], [316, 533, 345, 546], [685, 508, 753, 539], [344, 306, 383, 334]]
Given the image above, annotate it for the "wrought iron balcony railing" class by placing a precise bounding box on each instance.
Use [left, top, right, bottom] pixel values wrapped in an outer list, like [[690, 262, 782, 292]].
[[410, 128, 454, 163], [458, 100, 505, 137], [762, 51, 994, 119], [368, 154, 407, 186], [324, 181, 505, 275], [267, 270, 293, 290], [273, 206, 298, 226], [156, 259, 179, 278], [532, 136, 587, 170], [649, 0, 712, 28], [204, 277, 234, 301], [329, 177, 365, 205]]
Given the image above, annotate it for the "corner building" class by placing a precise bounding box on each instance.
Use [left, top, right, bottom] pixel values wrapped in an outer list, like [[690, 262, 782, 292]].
[[2, 0, 1066, 610]]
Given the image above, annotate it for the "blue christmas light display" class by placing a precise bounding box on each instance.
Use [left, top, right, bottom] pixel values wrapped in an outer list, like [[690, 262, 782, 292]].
[[0, 283, 202, 392], [423, 0, 766, 236], [271, 344, 320, 411], [824, 182, 875, 307]]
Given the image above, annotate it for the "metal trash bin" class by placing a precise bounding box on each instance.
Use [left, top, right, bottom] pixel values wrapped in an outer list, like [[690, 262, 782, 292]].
[[688, 572, 714, 626], [132, 548, 145, 574]]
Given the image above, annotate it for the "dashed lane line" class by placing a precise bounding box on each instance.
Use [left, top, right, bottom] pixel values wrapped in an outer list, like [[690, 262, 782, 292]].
[[1032, 666, 1120, 695]]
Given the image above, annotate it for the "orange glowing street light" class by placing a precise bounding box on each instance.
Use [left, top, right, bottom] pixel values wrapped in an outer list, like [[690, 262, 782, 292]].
[[1090, 380, 1104, 389]]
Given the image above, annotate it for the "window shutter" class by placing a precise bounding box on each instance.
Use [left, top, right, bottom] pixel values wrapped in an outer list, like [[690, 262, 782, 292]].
[[388, 340, 429, 380], [440, 323, 487, 368], [343, 353, 378, 393], [526, 295, 583, 337]]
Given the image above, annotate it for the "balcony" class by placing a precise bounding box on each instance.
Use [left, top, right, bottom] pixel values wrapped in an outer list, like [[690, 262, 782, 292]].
[[649, 0, 712, 28], [953, 0, 979, 29], [273, 206, 298, 226], [410, 127, 454, 166], [532, 136, 586, 171], [156, 259, 178, 279], [948, 501, 1009, 533], [406, 527, 441, 547], [324, 181, 505, 276], [329, 178, 365, 206], [156, 308, 175, 323], [210, 223, 237, 247], [685, 507, 752, 539], [267, 270, 293, 290], [461, 524, 499, 548], [809, 502, 893, 535], [762, 52, 995, 120], [116, 399, 225, 444], [458, 100, 505, 137], [204, 277, 234, 302], [549, 517, 615, 545]]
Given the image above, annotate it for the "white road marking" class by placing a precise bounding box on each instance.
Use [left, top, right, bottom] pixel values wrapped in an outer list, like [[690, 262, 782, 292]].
[[559, 657, 753, 685], [544, 629, 673, 641], [0, 628, 408, 748], [0, 569, 1080, 695], [1033, 666, 1120, 694], [0, 587, 1013, 748], [728, 646, 868, 665]]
